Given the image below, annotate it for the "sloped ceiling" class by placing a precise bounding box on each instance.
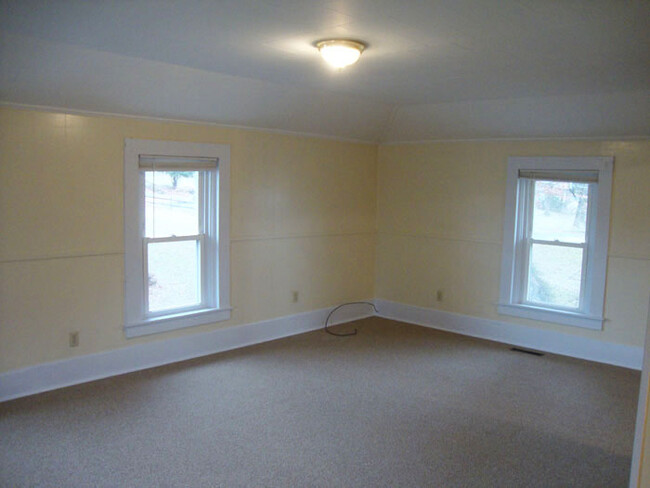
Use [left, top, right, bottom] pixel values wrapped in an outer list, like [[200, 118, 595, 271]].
[[1, 0, 649, 142]]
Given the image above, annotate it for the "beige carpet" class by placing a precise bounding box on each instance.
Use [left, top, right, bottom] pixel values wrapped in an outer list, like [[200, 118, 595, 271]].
[[0, 318, 640, 487]]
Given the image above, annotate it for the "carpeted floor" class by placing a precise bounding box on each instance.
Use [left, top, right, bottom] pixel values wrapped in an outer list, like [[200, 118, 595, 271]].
[[0, 318, 641, 487]]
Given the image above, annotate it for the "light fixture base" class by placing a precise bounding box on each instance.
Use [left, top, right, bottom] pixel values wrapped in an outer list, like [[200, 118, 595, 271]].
[[315, 39, 367, 69]]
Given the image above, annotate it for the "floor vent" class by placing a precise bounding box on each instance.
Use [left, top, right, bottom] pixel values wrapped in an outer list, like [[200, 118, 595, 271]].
[[510, 347, 544, 357]]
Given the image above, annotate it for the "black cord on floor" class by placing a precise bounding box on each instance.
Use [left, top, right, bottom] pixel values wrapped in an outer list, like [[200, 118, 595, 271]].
[[324, 301, 377, 336]]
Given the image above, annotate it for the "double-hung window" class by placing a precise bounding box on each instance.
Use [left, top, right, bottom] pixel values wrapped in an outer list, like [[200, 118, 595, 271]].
[[124, 139, 230, 338], [498, 157, 613, 329]]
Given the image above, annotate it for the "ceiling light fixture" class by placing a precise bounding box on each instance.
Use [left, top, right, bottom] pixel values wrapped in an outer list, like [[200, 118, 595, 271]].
[[315, 39, 366, 69]]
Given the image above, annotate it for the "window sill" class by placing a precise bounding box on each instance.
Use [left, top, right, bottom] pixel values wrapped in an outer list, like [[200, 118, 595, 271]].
[[497, 303, 604, 330], [125, 307, 232, 338]]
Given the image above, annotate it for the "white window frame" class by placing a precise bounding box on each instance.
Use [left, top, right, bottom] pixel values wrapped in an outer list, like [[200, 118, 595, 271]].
[[498, 157, 613, 330], [124, 139, 230, 338]]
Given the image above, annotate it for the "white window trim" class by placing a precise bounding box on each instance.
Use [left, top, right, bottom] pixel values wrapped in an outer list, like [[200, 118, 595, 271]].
[[124, 139, 231, 338], [498, 156, 613, 330]]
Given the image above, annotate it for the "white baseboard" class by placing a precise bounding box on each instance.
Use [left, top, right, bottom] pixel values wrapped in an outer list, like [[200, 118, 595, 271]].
[[375, 299, 643, 370], [0, 303, 375, 402], [2, 299, 641, 402]]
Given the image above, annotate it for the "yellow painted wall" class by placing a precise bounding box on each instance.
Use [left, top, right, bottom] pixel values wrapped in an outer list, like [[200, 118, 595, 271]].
[[2, 106, 648, 375], [0, 107, 377, 372], [376, 140, 650, 346]]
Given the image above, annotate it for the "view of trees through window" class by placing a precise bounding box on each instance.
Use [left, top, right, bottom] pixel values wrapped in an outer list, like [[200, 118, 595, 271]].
[[526, 180, 589, 309]]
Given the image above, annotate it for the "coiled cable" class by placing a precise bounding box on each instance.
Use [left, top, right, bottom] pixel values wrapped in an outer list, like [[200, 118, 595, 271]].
[[324, 301, 377, 336]]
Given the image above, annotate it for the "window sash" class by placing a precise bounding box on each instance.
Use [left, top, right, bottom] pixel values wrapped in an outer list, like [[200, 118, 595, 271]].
[[140, 166, 216, 317], [143, 169, 205, 239], [521, 240, 588, 312], [141, 167, 210, 317], [514, 178, 594, 314], [143, 235, 205, 317]]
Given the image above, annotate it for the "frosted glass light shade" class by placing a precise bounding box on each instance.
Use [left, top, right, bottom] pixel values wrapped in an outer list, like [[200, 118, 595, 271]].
[[316, 40, 366, 69]]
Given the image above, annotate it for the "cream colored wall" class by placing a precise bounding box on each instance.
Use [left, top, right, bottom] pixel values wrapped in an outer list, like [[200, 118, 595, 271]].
[[376, 140, 650, 347], [0, 107, 377, 373], [2, 106, 648, 374]]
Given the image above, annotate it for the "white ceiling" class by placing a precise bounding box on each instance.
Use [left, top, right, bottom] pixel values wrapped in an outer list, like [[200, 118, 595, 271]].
[[1, 0, 649, 142]]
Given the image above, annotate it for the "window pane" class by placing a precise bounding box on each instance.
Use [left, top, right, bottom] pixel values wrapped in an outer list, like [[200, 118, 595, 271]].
[[148, 240, 200, 312], [527, 243, 583, 309], [531, 180, 589, 243], [145, 171, 200, 238]]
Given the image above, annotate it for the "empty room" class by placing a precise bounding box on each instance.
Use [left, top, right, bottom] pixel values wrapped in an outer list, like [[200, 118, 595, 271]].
[[1, 1, 650, 487]]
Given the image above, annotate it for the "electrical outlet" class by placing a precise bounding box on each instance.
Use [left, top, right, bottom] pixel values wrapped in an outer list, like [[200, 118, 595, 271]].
[[292, 291, 299, 303], [69, 331, 79, 348], [436, 289, 444, 302]]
